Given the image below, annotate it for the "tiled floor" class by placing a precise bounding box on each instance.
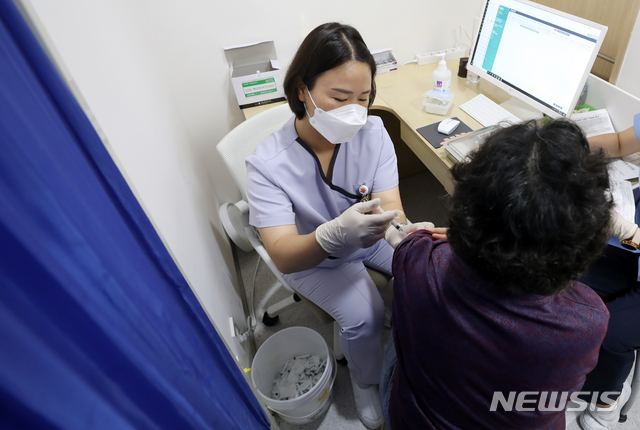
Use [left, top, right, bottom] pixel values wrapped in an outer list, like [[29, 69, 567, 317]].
[[241, 169, 640, 429]]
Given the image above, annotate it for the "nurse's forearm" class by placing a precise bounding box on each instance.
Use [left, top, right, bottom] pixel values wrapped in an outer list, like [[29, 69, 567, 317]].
[[589, 127, 640, 158], [589, 132, 623, 157], [372, 187, 407, 224], [269, 232, 329, 273], [259, 227, 330, 274], [270, 233, 330, 274]]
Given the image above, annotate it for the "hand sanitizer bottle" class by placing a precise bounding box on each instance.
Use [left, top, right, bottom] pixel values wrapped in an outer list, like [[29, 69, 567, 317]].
[[433, 54, 451, 92]]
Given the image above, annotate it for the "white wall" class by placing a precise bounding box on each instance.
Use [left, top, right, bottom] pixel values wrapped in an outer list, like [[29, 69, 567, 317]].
[[21, 0, 483, 365], [22, 0, 251, 365], [617, 12, 640, 99]]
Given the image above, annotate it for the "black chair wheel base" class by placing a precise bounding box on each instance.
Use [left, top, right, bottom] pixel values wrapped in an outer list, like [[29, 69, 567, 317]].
[[619, 414, 627, 423], [337, 357, 348, 366], [262, 312, 279, 326]]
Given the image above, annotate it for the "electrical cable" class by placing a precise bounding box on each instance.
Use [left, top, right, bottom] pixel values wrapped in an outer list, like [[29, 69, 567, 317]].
[[248, 256, 260, 330], [460, 24, 472, 42]]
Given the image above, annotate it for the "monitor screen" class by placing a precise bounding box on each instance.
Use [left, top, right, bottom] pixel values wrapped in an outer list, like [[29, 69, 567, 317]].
[[468, 0, 607, 118]]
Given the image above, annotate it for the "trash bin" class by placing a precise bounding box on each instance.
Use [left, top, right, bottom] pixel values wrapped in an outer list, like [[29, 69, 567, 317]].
[[251, 327, 337, 424]]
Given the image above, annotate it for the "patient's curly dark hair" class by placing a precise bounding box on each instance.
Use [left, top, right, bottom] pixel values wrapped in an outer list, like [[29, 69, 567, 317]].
[[447, 119, 612, 296]]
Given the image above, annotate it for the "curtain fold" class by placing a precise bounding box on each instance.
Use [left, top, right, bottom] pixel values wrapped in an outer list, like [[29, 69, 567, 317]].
[[0, 1, 269, 428]]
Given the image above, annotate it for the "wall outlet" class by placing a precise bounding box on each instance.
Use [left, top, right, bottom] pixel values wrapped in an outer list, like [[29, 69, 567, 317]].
[[416, 46, 468, 66]]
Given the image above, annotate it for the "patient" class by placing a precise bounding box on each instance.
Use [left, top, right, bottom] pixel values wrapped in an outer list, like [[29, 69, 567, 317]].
[[380, 119, 613, 429]]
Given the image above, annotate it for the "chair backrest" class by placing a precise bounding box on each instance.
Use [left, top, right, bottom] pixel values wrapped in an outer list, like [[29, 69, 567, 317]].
[[216, 103, 294, 199]]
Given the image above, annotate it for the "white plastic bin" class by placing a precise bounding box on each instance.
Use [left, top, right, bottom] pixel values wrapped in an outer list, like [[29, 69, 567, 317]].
[[251, 327, 336, 424]]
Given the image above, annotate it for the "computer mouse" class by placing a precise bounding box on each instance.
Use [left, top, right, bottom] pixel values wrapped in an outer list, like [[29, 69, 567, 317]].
[[438, 118, 461, 135]]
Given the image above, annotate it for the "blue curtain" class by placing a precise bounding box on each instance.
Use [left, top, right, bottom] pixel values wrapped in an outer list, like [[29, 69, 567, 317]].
[[0, 1, 269, 429]]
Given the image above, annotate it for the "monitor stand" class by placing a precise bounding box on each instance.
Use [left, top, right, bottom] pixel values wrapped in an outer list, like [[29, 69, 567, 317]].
[[500, 97, 543, 122]]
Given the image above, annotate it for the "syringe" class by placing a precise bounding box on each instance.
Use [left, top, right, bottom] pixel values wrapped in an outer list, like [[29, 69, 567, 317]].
[[376, 206, 406, 234]]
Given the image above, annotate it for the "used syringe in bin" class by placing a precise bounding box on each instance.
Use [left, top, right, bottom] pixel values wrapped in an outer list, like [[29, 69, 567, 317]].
[[444, 125, 498, 164]]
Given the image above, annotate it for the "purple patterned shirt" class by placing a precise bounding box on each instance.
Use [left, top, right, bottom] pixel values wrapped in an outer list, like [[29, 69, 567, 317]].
[[390, 231, 609, 429]]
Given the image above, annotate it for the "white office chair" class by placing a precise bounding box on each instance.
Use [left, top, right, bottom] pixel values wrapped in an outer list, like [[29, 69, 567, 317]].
[[216, 103, 392, 362]]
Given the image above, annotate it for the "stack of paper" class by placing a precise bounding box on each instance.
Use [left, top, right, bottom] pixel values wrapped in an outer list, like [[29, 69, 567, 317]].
[[572, 108, 638, 222], [571, 109, 614, 138]]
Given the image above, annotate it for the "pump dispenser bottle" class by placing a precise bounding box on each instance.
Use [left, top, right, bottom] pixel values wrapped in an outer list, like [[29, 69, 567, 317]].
[[433, 54, 451, 92]]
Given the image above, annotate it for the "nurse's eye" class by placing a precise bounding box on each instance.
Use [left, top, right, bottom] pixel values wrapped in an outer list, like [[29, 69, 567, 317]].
[[334, 98, 347, 102], [359, 98, 368, 102]]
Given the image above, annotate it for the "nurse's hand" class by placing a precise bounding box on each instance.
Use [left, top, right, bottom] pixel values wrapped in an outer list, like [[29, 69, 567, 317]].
[[315, 198, 402, 253], [611, 210, 638, 241], [385, 222, 435, 248]]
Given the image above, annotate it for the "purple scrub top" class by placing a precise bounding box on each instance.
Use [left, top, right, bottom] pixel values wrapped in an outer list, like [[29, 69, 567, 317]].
[[246, 115, 398, 271]]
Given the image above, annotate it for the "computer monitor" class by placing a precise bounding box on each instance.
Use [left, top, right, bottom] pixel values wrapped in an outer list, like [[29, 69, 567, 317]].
[[467, 0, 608, 119]]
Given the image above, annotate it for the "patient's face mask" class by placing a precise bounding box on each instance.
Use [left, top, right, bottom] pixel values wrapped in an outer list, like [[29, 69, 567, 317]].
[[305, 87, 368, 144]]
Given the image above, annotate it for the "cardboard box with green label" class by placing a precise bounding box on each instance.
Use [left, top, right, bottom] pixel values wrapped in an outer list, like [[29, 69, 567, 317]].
[[224, 40, 286, 109]]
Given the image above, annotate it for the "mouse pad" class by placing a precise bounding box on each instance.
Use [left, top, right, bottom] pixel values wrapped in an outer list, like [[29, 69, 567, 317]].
[[416, 117, 473, 149]]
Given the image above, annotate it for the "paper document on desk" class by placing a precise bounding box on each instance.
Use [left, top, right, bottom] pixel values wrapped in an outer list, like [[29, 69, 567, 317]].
[[610, 180, 636, 223], [571, 108, 614, 138], [609, 154, 640, 182]]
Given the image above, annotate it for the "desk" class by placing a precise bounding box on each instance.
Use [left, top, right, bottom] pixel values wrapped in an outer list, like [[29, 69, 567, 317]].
[[242, 59, 640, 194], [372, 61, 512, 194]]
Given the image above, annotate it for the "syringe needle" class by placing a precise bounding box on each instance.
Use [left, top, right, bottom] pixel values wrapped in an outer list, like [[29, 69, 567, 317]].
[[376, 206, 406, 234]]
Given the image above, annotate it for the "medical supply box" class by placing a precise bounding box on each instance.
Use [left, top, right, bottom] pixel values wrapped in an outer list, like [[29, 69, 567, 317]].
[[371, 48, 397, 74], [224, 40, 286, 109]]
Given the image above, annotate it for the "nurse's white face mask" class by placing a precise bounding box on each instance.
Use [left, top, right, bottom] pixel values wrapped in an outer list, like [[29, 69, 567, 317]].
[[305, 87, 368, 144]]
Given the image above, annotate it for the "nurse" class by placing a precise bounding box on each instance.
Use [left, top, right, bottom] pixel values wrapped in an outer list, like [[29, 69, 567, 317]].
[[578, 115, 640, 430], [245, 22, 413, 429]]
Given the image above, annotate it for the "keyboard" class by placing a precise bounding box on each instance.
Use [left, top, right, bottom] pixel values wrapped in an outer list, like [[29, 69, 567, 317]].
[[460, 94, 520, 127]]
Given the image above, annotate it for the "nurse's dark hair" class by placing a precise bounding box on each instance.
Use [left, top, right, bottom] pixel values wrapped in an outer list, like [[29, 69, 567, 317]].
[[284, 22, 377, 120], [447, 119, 612, 296]]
